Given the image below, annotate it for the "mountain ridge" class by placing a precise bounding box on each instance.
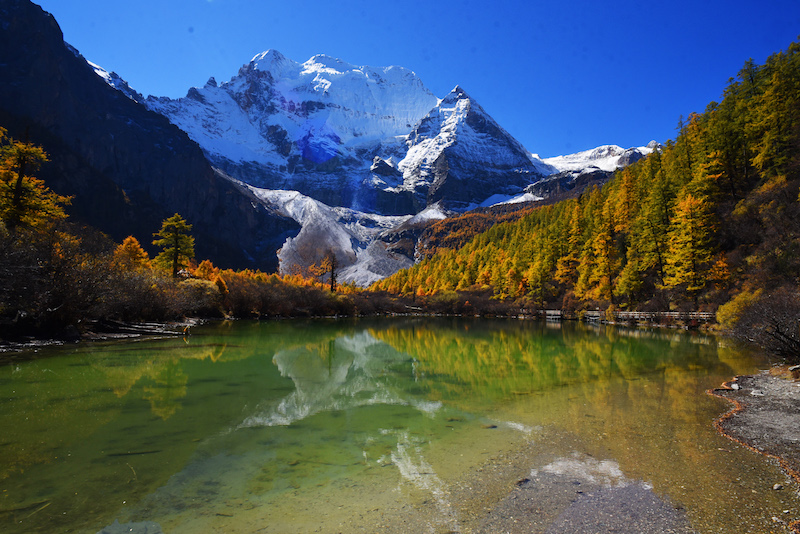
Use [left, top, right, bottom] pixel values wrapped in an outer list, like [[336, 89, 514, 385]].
[[82, 46, 657, 284], [3, 0, 655, 284]]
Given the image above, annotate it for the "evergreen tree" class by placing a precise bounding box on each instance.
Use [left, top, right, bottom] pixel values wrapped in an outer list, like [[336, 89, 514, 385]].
[[587, 198, 620, 302], [637, 168, 675, 285], [152, 213, 195, 278], [554, 200, 582, 286], [614, 248, 644, 304], [0, 128, 70, 231]]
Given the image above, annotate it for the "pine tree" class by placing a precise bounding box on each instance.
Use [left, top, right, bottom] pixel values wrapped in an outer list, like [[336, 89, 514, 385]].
[[587, 198, 619, 302], [637, 168, 675, 285], [152, 213, 195, 277], [614, 249, 644, 304], [554, 200, 582, 286], [612, 167, 638, 234], [0, 128, 70, 231]]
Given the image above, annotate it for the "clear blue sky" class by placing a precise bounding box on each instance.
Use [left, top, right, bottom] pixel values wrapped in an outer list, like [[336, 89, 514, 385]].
[[34, 0, 799, 158]]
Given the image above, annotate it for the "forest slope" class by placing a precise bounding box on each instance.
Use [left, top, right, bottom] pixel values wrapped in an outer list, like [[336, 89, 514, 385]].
[[372, 40, 800, 316]]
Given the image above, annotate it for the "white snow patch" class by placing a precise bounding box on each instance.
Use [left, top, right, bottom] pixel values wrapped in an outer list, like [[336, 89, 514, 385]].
[[543, 143, 657, 173], [404, 202, 449, 225], [479, 192, 543, 208]]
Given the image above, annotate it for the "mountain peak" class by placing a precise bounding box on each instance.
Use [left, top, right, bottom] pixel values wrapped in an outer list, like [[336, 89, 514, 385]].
[[304, 54, 357, 74], [543, 143, 659, 173], [248, 49, 298, 78], [251, 48, 287, 65], [399, 84, 547, 211], [443, 85, 470, 102]]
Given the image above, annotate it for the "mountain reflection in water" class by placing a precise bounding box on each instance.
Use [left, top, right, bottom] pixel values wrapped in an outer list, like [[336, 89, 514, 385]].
[[0, 318, 794, 534]]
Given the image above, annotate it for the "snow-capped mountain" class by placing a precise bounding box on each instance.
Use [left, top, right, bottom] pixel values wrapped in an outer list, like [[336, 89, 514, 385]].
[[141, 52, 557, 215], [391, 86, 555, 211], [523, 142, 660, 201], [144, 50, 439, 214], [84, 48, 657, 284], [543, 142, 659, 173]]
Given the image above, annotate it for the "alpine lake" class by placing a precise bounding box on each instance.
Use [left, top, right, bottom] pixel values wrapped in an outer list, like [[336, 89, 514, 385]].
[[1, 318, 798, 533]]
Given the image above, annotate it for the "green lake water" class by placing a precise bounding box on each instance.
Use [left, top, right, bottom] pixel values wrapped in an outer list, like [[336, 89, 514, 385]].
[[1, 318, 798, 533]]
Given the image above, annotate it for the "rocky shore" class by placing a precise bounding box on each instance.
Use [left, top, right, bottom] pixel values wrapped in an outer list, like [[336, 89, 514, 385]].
[[711, 368, 800, 482], [710, 367, 800, 532], [460, 368, 800, 534]]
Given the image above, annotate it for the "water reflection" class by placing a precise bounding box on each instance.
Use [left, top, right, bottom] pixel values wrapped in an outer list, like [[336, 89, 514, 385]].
[[0, 319, 793, 534], [239, 331, 438, 428]]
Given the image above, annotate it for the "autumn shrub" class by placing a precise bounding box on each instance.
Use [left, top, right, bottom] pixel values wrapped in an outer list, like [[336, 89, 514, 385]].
[[352, 291, 411, 315], [716, 289, 763, 331], [219, 270, 262, 317], [179, 278, 224, 317], [728, 287, 800, 361]]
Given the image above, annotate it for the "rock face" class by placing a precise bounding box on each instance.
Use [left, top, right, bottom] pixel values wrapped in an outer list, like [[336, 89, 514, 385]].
[[145, 50, 439, 215], [144, 61, 556, 215], [394, 86, 555, 211], [525, 168, 615, 200], [0, 0, 298, 270]]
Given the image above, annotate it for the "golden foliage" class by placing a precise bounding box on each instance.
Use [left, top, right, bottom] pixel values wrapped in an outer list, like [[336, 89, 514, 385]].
[[373, 39, 800, 310]]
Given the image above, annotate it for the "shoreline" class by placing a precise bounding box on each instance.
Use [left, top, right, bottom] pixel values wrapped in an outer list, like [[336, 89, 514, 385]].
[[466, 368, 800, 534], [709, 367, 800, 533], [0, 319, 197, 360], [3, 320, 796, 532]]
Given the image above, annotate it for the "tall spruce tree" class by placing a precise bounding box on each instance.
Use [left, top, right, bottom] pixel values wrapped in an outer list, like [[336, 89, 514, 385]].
[[153, 213, 195, 278]]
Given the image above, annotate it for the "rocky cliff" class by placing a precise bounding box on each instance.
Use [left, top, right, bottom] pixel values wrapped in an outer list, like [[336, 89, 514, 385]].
[[0, 0, 298, 270]]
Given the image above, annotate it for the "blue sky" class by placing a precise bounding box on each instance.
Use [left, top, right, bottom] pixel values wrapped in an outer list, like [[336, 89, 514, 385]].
[[35, 0, 799, 158]]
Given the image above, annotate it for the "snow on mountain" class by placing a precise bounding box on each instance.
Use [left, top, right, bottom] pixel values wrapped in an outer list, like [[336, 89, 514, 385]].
[[247, 187, 413, 286], [122, 50, 441, 215], [543, 141, 660, 173], [394, 86, 554, 211], [403, 203, 449, 225], [144, 49, 438, 170], [84, 52, 555, 217], [67, 44, 145, 103], [480, 192, 544, 208], [82, 49, 662, 284]]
